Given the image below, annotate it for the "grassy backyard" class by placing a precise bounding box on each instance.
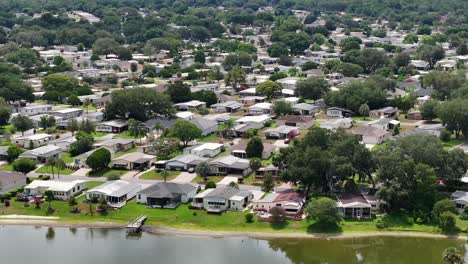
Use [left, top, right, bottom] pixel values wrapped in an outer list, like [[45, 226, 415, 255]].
[[0, 164, 14, 171], [191, 175, 225, 184], [87, 168, 127, 178], [442, 137, 465, 150], [139, 170, 180, 180], [1, 198, 453, 235], [197, 133, 221, 143], [114, 147, 139, 157], [35, 166, 75, 175]]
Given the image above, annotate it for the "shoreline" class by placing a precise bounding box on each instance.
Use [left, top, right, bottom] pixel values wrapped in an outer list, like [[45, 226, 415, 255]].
[[0, 219, 467, 240]]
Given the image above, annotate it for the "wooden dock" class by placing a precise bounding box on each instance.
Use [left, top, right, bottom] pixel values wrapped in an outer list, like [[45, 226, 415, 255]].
[[126, 215, 147, 234]]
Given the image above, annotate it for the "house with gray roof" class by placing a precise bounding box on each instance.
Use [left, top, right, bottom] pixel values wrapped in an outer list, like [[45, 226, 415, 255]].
[[351, 126, 391, 145], [164, 154, 209, 171], [94, 138, 135, 152], [293, 103, 321, 115], [18, 145, 63, 163], [86, 180, 142, 208], [264, 125, 299, 139], [189, 117, 217, 136], [137, 182, 198, 208], [0, 146, 9, 161], [367, 118, 400, 131], [111, 152, 156, 170], [96, 119, 128, 133], [0, 171, 27, 194], [143, 117, 177, 132], [369, 107, 399, 119], [191, 186, 253, 212], [211, 101, 243, 113], [208, 155, 251, 176]]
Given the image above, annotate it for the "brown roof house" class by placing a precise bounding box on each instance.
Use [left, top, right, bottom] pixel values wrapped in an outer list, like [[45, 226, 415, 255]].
[[277, 115, 315, 129], [351, 126, 391, 145], [337, 193, 378, 219]]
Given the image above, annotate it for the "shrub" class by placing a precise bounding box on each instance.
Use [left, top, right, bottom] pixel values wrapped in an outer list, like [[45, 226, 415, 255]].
[[432, 199, 456, 223], [306, 197, 342, 226], [205, 180, 216, 189], [440, 128, 451, 142], [439, 212, 457, 232], [269, 206, 287, 223], [68, 197, 77, 206], [245, 213, 254, 223], [107, 174, 121, 181], [375, 217, 388, 229], [461, 207, 468, 220]]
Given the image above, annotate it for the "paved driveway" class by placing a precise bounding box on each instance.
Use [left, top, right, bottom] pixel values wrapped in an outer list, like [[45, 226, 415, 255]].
[[171, 172, 197, 183], [218, 176, 239, 185], [70, 168, 91, 177]]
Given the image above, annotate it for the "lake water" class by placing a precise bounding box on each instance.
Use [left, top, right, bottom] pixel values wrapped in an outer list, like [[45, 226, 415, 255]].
[[0, 225, 466, 264]]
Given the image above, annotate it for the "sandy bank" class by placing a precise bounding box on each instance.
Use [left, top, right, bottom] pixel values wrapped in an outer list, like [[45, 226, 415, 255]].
[[0, 219, 466, 240]]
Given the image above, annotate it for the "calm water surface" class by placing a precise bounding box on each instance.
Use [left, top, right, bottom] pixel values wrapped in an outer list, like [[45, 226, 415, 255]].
[[0, 225, 466, 264]]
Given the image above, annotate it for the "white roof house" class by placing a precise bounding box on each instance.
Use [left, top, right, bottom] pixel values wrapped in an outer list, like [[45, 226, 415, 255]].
[[236, 115, 271, 124], [24, 180, 87, 200], [86, 180, 142, 208], [174, 100, 206, 111], [176, 111, 195, 120], [18, 145, 63, 163], [13, 133, 54, 149], [184, 143, 224, 158]]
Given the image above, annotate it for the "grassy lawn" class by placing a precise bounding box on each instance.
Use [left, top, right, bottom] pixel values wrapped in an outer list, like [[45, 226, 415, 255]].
[[86, 181, 105, 189], [114, 147, 138, 157], [62, 152, 74, 163], [92, 131, 109, 137], [442, 138, 465, 150], [262, 156, 274, 166], [78, 105, 97, 111], [0, 124, 15, 133], [197, 133, 221, 143], [352, 116, 376, 121], [0, 164, 14, 171], [1, 198, 456, 234], [191, 175, 224, 184], [242, 173, 258, 185], [35, 166, 74, 175], [371, 141, 390, 152], [87, 168, 127, 178], [139, 170, 180, 180], [115, 132, 136, 139]]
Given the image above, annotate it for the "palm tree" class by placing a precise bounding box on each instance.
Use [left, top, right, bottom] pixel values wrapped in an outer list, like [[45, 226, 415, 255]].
[[44, 190, 54, 212], [249, 158, 262, 172], [223, 118, 235, 138], [128, 119, 145, 144], [152, 122, 165, 138], [46, 157, 57, 179], [160, 170, 169, 183], [84, 98, 91, 114], [442, 247, 463, 264], [195, 161, 210, 182], [55, 158, 66, 179]]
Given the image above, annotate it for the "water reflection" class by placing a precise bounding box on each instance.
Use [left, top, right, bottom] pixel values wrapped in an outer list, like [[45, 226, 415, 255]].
[[45, 227, 55, 241], [69, 227, 77, 235], [267, 236, 467, 264], [0, 226, 466, 264]]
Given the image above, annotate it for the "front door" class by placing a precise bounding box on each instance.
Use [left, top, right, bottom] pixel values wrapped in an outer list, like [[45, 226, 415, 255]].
[[355, 208, 362, 218]]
